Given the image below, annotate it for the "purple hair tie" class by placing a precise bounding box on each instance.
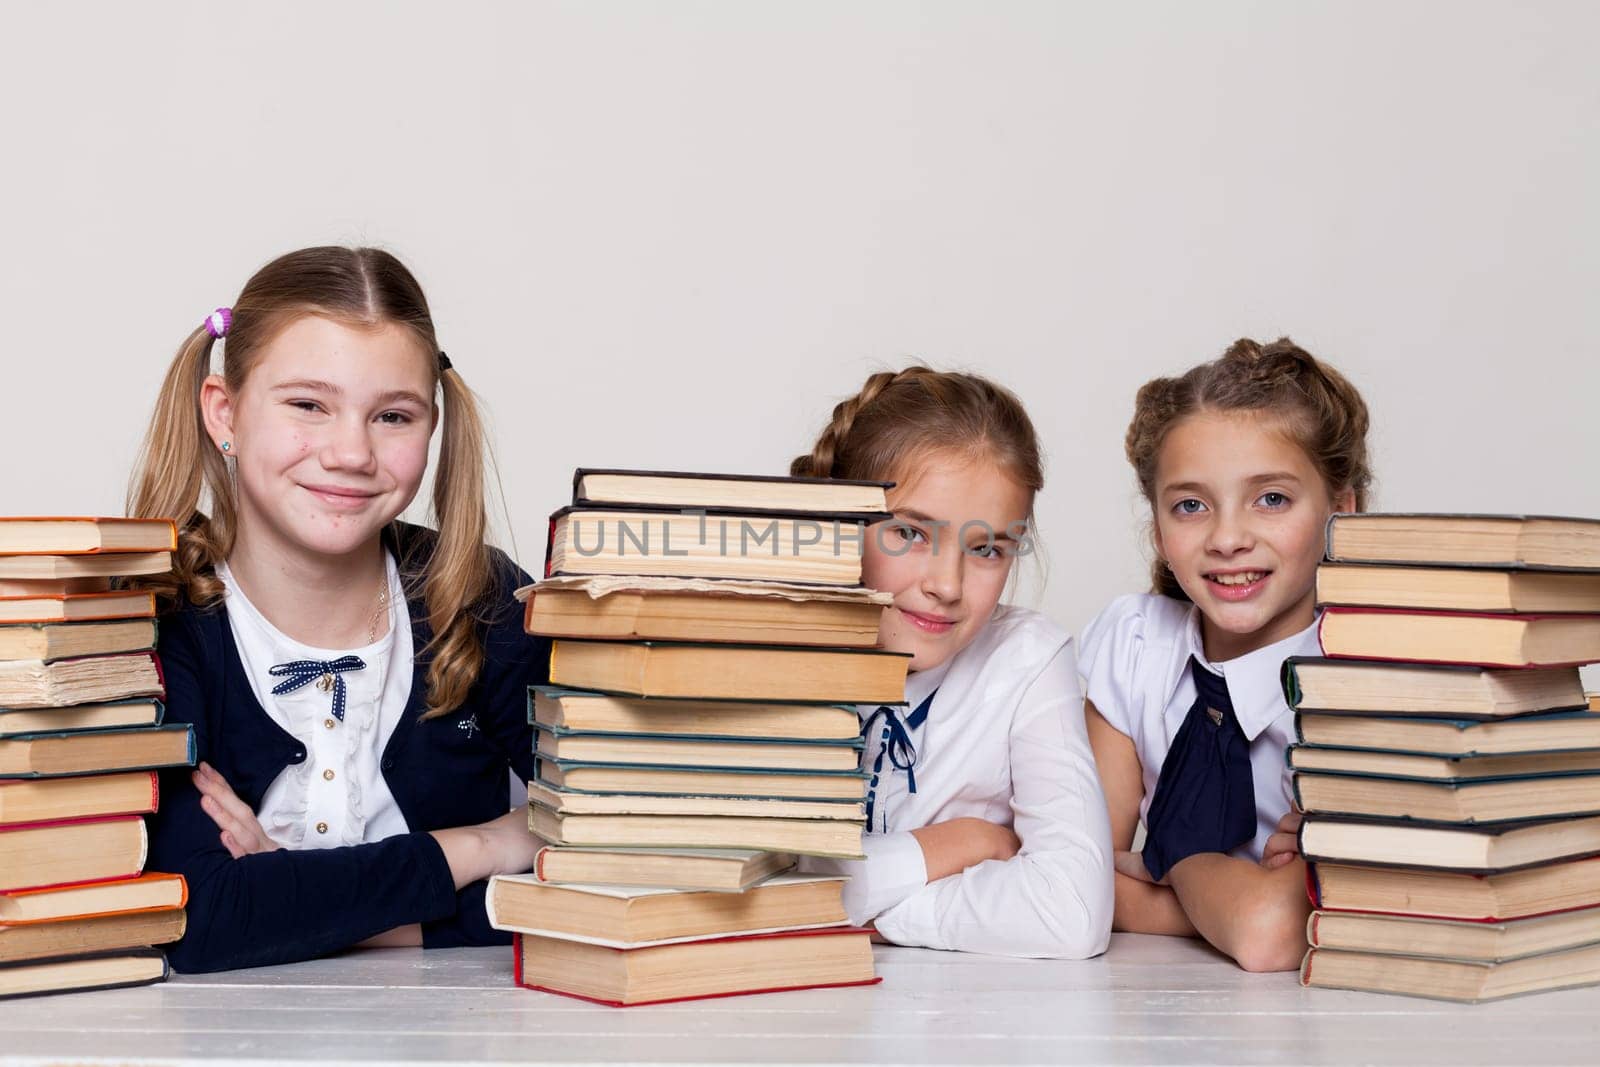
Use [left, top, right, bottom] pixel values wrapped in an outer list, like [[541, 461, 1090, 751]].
[[204, 307, 233, 339]]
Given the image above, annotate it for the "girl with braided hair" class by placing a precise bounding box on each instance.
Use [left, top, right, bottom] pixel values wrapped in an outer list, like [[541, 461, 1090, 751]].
[[1080, 337, 1374, 971], [795, 366, 1114, 959]]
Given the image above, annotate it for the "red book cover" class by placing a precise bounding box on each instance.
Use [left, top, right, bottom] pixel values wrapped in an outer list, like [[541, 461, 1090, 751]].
[[1319, 607, 1600, 669], [512, 927, 881, 1007], [0, 815, 148, 894], [0, 772, 158, 828]]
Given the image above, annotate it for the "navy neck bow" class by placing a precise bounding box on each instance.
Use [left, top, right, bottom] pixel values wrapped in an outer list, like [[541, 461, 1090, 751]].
[[267, 655, 366, 721], [861, 687, 938, 832]]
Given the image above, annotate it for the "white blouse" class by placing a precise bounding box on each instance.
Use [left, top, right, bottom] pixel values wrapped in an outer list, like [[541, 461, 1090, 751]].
[[801, 606, 1114, 959], [1078, 592, 1321, 862], [217, 555, 413, 849]]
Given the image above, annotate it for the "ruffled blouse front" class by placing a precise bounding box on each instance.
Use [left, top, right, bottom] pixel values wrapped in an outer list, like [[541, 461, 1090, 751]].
[[216, 555, 413, 849]]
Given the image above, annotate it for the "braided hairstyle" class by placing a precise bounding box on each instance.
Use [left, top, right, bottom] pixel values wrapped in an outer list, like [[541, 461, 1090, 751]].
[[1126, 337, 1373, 601], [791, 365, 1044, 503]]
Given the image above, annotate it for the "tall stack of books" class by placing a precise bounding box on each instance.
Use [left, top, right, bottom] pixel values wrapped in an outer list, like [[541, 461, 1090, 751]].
[[488, 469, 909, 1006], [0, 517, 194, 999], [1289, 513, 1600, 1002]]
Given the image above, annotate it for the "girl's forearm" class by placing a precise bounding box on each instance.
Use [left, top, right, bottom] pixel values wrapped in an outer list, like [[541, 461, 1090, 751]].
[[1166, 853, 1310, 972], [1112, 872, 1198, 936]]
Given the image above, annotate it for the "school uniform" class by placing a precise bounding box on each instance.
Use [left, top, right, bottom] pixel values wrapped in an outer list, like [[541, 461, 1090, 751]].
[[1078, 592, 1319, 875], [146, 523, 549, 973], [801, 606, 1114, 959]]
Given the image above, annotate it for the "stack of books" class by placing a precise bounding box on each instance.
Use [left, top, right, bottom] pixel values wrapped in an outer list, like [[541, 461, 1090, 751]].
[[1289, 513, 1600, 1002], [0, 517, 194, 999], [488, 469, 909, 1005]]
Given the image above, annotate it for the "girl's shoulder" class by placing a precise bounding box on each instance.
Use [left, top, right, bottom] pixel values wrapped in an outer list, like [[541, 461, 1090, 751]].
[[965, 604, 1072, 674], [1081, 592, 1193, 656]]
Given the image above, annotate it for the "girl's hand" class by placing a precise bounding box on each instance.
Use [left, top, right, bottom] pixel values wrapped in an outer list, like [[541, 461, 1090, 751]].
[[476, 805, 543, 877], [1114, 849, 1168, 886], [1260, 809, 1304, 870], [194, 762, 279, 858]]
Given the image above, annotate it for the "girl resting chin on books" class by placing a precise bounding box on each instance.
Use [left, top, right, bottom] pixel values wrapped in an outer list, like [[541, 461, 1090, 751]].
[[797, 367, 1114, 958], [127, 247, 549, 973], [1080, 337, 1373, 972]]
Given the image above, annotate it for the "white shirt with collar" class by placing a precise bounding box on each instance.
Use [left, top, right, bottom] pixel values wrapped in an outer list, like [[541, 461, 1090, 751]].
[[1078, 592, 1320, 862], [216, 554, 413, 849], [800, 605, 1114, 959]]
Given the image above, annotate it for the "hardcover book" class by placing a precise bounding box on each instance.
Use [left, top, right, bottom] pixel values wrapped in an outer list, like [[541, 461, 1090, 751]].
[[0, 816, 148, 893], [519, 574, 887, 647], [0, 619, 158, 663], [1282, 657, 1585, 719], [531, 847, 795, 892], [0, 949, 169, 1000], [1324, 513, 1600, 572], [0, 518, 177, 556], [571, 469, 891, 517], [530, 687, 861, 742], [1300, 940, 1600, 1002], [0, 724, 194, 779], [512, 926, 878, 1007], [547, 640, 909, 705], [1294, 709, 1600, 757], [1317, 609, 1600, 669], [1309, 858, 1600, 922], [0, 591, 156, 626], [1298, 814, 1600, 874], [0, 771, 159, 827], [546, 506, 874, 587], [1294, 769, 1600, 824], [486, 872, 847, 944]]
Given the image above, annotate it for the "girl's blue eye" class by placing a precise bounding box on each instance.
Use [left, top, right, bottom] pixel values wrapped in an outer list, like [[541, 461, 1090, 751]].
[[378, 411, 412, 425], [896, 525, 928, 544], [288, 400, 321, 413], [1173, 498, 1207, 515], [1258, 491, 1290, 509]]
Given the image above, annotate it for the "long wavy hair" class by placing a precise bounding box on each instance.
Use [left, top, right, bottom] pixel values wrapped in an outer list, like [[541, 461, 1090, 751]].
[[127, 246, 498, 719]]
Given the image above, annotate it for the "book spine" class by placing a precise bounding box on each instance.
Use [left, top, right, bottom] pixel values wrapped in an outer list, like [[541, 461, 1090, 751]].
[[1305, 862, 1322, 909], [1306, 911, 1321, 947]]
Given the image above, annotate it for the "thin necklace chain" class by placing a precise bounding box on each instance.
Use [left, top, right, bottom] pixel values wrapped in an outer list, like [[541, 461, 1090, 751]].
[[367, 571, 389, 645]]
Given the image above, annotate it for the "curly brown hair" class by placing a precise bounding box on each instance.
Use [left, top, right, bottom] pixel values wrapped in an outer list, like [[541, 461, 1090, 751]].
[[1126, 337, 1373, 601]]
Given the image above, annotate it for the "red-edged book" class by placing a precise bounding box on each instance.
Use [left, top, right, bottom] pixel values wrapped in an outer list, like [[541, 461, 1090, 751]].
[[0, 816, 147, 894], [0, 873, 187, 925], [1318, 608, 1600, 669], [512, 925, 879, 1006], [0, 770, 159, 827]]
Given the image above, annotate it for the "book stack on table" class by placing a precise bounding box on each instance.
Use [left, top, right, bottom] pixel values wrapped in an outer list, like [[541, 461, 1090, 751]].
[[0, 517, 194, 999], [1291, 513, 1600, 1002], [488, 470, 908, 1005]]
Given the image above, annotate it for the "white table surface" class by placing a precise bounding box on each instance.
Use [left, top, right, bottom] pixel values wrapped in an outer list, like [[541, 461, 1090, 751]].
[[2, 933, 1597, 1066]]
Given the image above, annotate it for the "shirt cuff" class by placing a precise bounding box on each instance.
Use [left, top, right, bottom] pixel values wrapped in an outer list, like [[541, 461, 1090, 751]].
[[855, 830, 928, 923]]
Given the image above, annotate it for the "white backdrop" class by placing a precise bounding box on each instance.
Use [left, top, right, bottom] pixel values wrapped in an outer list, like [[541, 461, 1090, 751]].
[[2, 1, 1596, 661]]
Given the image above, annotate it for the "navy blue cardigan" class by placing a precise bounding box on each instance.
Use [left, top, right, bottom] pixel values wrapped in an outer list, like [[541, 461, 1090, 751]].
[[147, 523, 549, 973]]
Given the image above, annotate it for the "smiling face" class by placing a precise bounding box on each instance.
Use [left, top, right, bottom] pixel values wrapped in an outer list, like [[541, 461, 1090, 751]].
[[203, 315, 437, 565], [1152, 410, 1354, 662], [860, 451, 1033, 672]]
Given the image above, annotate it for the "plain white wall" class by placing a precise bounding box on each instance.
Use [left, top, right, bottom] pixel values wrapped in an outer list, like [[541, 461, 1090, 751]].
[[2, 1, 1597, 662]]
